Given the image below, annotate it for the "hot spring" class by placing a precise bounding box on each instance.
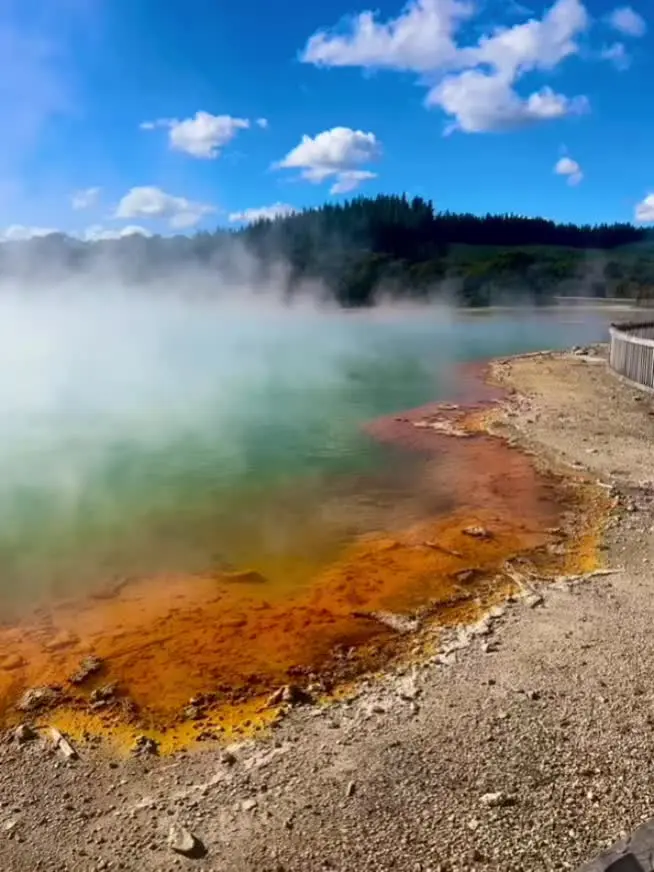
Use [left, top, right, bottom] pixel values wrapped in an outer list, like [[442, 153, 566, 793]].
[[0, 291, 611, 741]]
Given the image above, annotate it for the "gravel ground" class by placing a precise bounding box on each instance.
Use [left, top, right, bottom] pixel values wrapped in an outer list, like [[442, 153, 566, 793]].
[[4, 347, 654, 872]]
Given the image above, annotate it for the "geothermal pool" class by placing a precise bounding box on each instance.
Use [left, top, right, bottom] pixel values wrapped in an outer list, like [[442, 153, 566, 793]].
[[0, 296, 612, 738]]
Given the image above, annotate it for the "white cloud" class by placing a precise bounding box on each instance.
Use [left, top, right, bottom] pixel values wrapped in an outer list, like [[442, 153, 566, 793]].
[[81, 224, 152, 242], [302, 0, 592, 134], [140, 111, 252, 159], [302, 0, 473, 71], [608, 6, 646, 37], [554, 155, 583, 185], [277, 127, 381, 192], [635, 194, 654, 223], [114, 186, 215, 229], [0, 225, 57, 242], [601, 41, 631, 69], [228, 203, 298, 224], [256, 118, 269, 129], [428, 71, 588, 133], [71, 186, 101, 210], [329, 170, 378, 194], [466, 0, 588, 77]]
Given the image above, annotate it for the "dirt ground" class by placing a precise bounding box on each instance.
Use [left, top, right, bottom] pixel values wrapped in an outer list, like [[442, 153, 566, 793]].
[[4, 347, 654, 872]]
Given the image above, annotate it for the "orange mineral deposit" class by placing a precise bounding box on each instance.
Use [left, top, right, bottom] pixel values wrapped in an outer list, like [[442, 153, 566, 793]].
[[0, 361, 606, 750]]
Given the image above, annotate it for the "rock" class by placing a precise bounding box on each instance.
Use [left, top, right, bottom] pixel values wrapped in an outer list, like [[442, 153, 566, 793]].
[[266, 684, 313, 708], [14, 723, 37, 744], [89, 684, 116, 706], [168, 823, 203, 857], [525, 689, 541, 701], [352, 609, 419, 634], [463, 526, 493, 540], [242, 798, 258, 812], [183, 705, 203, 721], [524, 592, 544, 609], [480, 791, 515, 808], [346, 781, 356, 798], [49, 727, 78, 760], [69, 655, 103, 685], [16, 686, 61, 713], [471, 618, 492, 637], [481, 641, 499, 655], [220, 751, 237, 766], [131, 735, 159, 756]]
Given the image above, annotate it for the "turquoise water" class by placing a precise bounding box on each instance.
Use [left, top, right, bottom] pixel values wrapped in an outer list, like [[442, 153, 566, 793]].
[[0, 297, 611, 607]]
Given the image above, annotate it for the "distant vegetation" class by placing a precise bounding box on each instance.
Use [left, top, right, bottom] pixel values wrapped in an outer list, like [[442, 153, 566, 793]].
[[5, 195, 654, 307]]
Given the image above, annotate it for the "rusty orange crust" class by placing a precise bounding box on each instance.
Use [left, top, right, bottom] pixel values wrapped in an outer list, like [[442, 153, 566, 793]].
[[0, 361, 607, 749]]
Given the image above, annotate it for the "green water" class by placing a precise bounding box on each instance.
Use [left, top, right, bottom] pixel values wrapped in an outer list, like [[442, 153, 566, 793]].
[[0, 298, 611, 608]]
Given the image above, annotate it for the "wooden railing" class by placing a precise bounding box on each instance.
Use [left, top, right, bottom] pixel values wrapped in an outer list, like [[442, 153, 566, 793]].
[[609, 321, 654, 389]]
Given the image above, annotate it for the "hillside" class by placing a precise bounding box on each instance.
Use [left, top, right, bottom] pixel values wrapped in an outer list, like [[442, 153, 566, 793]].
[[3, 195, 653, 307]]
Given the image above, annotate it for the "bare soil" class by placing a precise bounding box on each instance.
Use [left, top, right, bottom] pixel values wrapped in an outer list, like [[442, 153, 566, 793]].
[[4, 347, 654, 872]]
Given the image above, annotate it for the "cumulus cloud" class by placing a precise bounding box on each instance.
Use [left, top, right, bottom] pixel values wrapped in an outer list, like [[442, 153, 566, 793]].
[[81, 224, 152, 242], [608, 6, 646, 37], [0, 225, 58, 242], [228, 203, 298, 224], [276, 127, 381, 193], [71, 186, 101, 210], [302, 0, 472, 71], [256, 118, 269, 129], [428, 72, 588, 133], [301, 0, 591, 134], [554, 155, 583, 185], [140, 111, 253, 159], [114, 186, 215, 229], [635, 194, 654, 224]]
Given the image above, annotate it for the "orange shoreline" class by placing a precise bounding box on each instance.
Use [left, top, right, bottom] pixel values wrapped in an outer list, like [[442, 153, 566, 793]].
[[0, 357, 606, 752]]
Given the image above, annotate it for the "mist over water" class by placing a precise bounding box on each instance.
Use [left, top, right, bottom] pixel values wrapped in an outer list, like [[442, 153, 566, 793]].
[[0, 288, 610, 611]]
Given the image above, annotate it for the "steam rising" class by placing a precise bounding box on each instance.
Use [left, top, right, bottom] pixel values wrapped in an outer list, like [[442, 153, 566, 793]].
[[0, 274, 609, 608]]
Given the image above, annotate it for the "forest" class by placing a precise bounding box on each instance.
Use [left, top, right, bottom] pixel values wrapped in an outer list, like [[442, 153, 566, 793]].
[[3, 195, 654, 307]]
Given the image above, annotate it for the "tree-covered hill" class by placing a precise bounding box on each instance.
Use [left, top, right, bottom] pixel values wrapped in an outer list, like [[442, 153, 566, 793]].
[[3, 194, 653, 307]]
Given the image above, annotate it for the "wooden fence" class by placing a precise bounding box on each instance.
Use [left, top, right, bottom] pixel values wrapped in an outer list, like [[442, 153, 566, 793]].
[[609, 320, 654, 389]]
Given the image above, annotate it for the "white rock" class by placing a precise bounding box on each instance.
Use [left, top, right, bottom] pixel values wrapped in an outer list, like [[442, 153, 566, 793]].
[[168, 823, 197, 856]]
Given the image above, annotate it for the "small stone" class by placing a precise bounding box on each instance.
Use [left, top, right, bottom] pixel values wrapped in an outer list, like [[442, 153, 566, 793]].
[[183, 705, 203, 721], [167, 823, 201, 857], [462, 526, 493, 540], [89, 684, 116, 705], [266, 684, 312, 708], [14, 723, 37, 744], [242, 798, 258, 812], [346, 781, 356, 798], [524, 592, 544, 609], [50, 727, 78, 760], [16, 686, 61, 713], [220, 751, 237, 766], [131, 735, 158, 756], [480, 791, 515, 808], [69, 655, 103, 686]]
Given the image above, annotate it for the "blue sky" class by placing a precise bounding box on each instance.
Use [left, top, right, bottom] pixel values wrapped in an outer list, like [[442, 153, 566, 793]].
[[1, 0, 653, 240]]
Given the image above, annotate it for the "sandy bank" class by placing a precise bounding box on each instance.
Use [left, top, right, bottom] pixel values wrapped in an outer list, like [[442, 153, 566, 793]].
[[4, 346, 654, 871]]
